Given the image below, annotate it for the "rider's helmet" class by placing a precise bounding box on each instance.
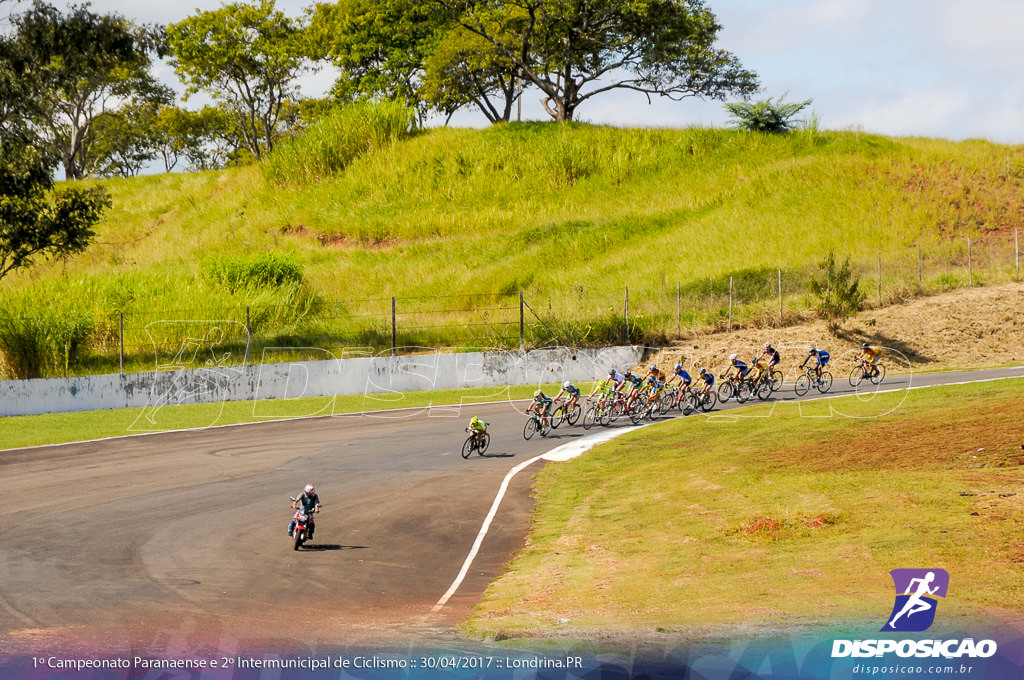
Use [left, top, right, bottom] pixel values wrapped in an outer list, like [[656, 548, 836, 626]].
[[304, 484, 315, 496], [810, 346, 817, 353], [533, 389, 543, 398], [699, 367, 709, 375], [624, 369, 632, 377], [563, 380, 572, 389], [729, 353, 738, 361], [596, 379, 606, 389], [674, 362, 683, 371], [861, 342, 870, 349], [608, 369, 616, 377], [470, 415, 482, 426], [764, 342, 772, 349], [649, 364, 657, 371]]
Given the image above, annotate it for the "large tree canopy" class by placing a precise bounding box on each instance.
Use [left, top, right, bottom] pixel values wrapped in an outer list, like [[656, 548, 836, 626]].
[[1, 2, 111, 283], [440, 0, 760, 122], [167, 0, 312, 160], [2, 1, 169, 179]]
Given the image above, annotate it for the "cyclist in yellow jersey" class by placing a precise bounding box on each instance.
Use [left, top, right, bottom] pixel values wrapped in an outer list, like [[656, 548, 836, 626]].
[[859, 343, 882, 378]]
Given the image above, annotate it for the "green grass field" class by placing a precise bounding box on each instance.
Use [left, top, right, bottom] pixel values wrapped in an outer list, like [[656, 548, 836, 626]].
[[2, 119, 1023, 377], [461, 379, 1024, 644]]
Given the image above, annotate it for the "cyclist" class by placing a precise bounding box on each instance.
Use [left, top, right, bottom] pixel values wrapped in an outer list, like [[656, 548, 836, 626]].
[[722, 353, 750, 383], [859, 342, 883, 378], [553, 380, 581, 414], [644, 371, 664, 406], [527, 388, 554, 428], [800, 346, 830, 380], [696, 367, 715, 396], [622, 369, 644, 406], [467, 415, 488, 443], [666, 362, 692, 406], [758, 342, 781, 374], [647, 363, 666, 383], [587, 378, 614, 405]]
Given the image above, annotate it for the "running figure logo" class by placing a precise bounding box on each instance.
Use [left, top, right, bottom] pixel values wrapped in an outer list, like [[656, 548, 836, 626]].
[[882, 568, 949, 632]]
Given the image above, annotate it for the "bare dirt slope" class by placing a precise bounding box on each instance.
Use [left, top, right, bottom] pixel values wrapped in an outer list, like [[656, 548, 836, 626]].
[[658, 282, 1024, 376]]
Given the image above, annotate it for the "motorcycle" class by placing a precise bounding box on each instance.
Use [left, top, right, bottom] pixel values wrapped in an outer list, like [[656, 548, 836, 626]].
[[288, 497, 319, 550]]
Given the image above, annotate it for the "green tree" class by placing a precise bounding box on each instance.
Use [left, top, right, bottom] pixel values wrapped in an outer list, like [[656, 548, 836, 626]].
[[167, 0, 312, 160], [725, 93, 813, 133], [309, 0, 448, 125], [4, 1, 170, 180], [433, 0, 759, 122], [809, 251, 866, 333]]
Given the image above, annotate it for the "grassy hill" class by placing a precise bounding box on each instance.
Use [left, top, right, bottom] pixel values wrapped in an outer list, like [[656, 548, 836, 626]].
[[2, 117, 1023, 377]]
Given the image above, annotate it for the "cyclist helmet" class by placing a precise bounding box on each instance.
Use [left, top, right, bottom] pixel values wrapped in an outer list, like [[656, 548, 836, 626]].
[[810, 346, 817, 353], [764, 342, 772, 349], [699, 367, 709, 375], [304, 484, 315, 496], [729, 353, 738, 361], [624, 369, 632, 377], [861, 342, 870, 349], [563, 380, 572, 389], [597, 379, 606, 389], [649, 364, 657, 371], [608, 369, 617, 377], [674, 362, 682, 371]]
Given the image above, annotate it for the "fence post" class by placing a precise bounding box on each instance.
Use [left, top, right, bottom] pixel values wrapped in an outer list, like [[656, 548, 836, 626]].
[[877, 253, 882, 306], [728, 276, 733, 331], [676, 282, 681, 338], [245, 306, 251, 366], [624, 287, 630, 343], [391, 297, 397, 357], [968, 237, 973, 287], [917, 244, 923, 294], [519, 292, 525, 352], [1016, 229, 1020, 281], [777, 268, 783, 327], [119, 313, 124, 375]]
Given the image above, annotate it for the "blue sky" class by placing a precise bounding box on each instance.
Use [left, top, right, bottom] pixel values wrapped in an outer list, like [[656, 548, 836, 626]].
[[46, 0, 1024, 144]]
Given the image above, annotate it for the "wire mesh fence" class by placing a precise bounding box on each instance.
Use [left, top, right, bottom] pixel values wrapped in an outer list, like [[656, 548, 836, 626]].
[[0, 233, 1020, 380]]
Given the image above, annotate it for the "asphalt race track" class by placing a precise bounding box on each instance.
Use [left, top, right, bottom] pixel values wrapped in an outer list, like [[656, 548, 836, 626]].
[[1, 366, 1020, 656]]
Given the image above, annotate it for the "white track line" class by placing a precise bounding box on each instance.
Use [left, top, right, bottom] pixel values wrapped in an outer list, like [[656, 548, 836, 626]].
[[430, 427, 642, 613]]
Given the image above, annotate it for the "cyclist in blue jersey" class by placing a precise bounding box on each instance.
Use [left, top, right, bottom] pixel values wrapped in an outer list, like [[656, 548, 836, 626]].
[[800, 346, 830, 380]]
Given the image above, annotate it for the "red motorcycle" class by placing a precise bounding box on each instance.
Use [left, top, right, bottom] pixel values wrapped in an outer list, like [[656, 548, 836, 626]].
[[288, 497, 318, 550]]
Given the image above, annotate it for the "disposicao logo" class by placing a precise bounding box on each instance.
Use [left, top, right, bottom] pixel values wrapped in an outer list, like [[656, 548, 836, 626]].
[[882, 568, 949, 632], [831, 568, 998, 660]]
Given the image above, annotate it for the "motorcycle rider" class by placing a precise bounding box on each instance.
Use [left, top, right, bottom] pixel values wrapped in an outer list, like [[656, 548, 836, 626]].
[[288, 483, 321, 540]]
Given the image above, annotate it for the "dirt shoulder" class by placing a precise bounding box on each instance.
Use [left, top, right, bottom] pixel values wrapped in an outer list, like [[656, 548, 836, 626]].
[[658, 281, 1024, 376]]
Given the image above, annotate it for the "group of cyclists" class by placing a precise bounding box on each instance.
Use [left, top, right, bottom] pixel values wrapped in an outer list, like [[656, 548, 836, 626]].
[[466, 342, 885, 442]]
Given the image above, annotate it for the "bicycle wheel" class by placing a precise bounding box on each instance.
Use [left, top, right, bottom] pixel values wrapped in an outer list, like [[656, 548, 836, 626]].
[[755, 381, 772, 401], [523, 417, 538, 440], [717, 382, 733, 402], [462, 436, 476, 459], [699, 391, 717, 412], [477, 432, 490, 455], [736, 381, 752, 403], [550, 405, 565, 429], [817, 371, 833, 393], [770, 370, 784, 392], [582, 406, 597, 430], [538, 418, 551, 437], [870, 363, 886, 385], [599, 405, 611, 427], [567, 403, 581, 426], [849, 366, 865, 387], [794, 374, 811, 396]]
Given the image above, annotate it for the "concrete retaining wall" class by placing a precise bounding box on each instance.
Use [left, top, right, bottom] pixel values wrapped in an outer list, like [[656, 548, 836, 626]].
[[0, 346, 643, 418]]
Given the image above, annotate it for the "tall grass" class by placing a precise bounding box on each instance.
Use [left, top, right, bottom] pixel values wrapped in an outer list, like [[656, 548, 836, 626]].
[[3, 123, 1022, 375], [262, 100, 416, 186]]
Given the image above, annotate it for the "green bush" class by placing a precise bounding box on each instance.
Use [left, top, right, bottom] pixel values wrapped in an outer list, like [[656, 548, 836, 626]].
[[201, 253, 304, 292]]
